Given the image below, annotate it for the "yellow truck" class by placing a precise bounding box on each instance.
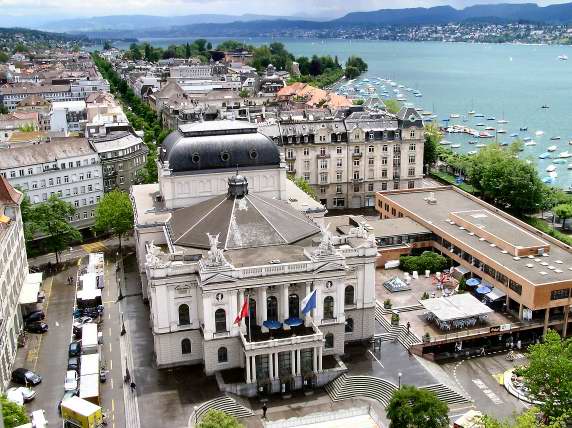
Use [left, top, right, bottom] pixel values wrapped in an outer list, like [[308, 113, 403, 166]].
[[61, 396, 104, 428]]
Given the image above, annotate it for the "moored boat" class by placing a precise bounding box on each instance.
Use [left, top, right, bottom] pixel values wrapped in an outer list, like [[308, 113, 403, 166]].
[[548, 145, 558, 152], [539, 152, 551, 159], [546, 164, 557, 172]]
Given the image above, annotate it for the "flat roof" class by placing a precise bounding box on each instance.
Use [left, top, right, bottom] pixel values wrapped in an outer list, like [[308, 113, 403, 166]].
[[368, 217, 430, 237], [420, 293, 493, 321], [450, 209, 548, 251], [381, 187, 572, 286], [226, 245, 309, 268]]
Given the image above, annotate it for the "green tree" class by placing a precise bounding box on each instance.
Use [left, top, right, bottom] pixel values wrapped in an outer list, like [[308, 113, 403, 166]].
[[103, 40, 113, 50], [1, 395, 29, 428], [289, 175, 317, 200], [93, 190, 134, 250], [239, 89, 250, 99], [480, 406, 568, 428], [384, 99, 402, 114], [345, 65, 360, 80], [0, 51, 9, 63], [553, 204, 572, 230], [386, 385, 449, 428], [26, 195, 81, 263], [346, 55, 368, 73], [0, 105, 7, 114], [520, 329, 572, 420], [197, 409, 242, 428], [424, 123, 442, 169]]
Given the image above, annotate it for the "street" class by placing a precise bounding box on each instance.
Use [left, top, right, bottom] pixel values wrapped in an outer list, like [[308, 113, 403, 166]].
[[442, 352, 529, 419], [14, 244, 126, 427]]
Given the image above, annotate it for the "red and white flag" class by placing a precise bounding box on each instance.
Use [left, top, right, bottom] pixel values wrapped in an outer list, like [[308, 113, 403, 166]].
[[234, 298, 249, 325]]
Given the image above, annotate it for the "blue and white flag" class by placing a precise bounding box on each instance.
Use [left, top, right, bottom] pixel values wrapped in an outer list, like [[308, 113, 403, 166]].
[[301, 289, 317, 315]]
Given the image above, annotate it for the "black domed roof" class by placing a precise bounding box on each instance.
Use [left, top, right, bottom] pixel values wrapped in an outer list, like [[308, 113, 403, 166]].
[[160, 120, 281, 173]]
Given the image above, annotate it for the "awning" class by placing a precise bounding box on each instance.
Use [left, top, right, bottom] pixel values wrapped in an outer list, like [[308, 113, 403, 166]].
[[476, 286, 492, 295], [485, 288, 506, 302], [466, 278, 481, 287], [19, 272, 42, 304], [420, 293, 493, 322]]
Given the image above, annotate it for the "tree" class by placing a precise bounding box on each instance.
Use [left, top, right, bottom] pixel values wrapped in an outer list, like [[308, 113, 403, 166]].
[[128, 43, 142, 61], [345, 65, 360, 80], [93, 190, 134, 250], [384, 99, 402, 114], [239, 89, 250, 99], [0, 104, 7, 114], [0, 51, 9, 63], [386, 385, 449, 428], [553, 204, 572, 230], [1, 395, 29, 428], [27, 195, 82, 263], [197, 409, 242, 428], [424, 123, 442, 169], [520, 329, 572, 420], [480, 407, 568, 428], [289, 175, 317, 200], [346, 55, 368, 73], [103, 41, 113, 50]]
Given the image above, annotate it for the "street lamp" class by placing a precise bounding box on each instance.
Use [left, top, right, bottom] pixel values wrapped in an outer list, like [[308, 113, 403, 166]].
[[398, 372, 402, 389]]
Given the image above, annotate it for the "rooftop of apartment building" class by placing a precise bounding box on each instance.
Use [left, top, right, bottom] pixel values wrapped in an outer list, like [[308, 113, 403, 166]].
[[378, 186, 572, 286]]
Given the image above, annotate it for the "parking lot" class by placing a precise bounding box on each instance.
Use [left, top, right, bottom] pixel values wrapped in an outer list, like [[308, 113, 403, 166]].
[[13, 250, 126, 427]]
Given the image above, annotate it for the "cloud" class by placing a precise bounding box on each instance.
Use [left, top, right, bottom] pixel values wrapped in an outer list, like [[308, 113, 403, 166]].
[[1, 0, 570, 18]]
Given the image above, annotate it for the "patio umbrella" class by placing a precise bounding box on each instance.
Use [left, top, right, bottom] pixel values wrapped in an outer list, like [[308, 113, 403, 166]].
[[284, 317, 304, 327], [466, 278, 481, 287], [263, 320, 283, 330], [476, 285, 492, 294]]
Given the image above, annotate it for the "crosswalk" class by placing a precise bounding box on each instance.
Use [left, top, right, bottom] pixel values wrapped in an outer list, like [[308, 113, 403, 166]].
[[82, 241, 107, 253]]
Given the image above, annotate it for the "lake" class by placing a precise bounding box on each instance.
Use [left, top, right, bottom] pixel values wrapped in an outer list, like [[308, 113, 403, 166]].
[[119, 37, 572, 189]]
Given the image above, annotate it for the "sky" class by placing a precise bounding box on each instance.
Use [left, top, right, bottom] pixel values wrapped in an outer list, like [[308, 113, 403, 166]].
[[2, 0, 572, 19]]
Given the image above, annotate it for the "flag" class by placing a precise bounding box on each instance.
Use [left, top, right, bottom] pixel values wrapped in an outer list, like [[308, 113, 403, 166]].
[[234, 298, 249, 325], [301, 289, 317, 315]]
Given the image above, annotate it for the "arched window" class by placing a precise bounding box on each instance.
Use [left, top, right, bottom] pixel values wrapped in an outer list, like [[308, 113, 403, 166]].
[[178, 304, 190, 325], [218, 347, 228, 363], [324, 296, 334, 320], [215, 308, 226, 333], [344, 286, 355, 306], [345, 318, 354, 333], [289, 294, 299, 318], [325, 333, 334, 349], [181, 338, 192, 354], [267, 296, 278, 321], [248, 298, 257, 321]]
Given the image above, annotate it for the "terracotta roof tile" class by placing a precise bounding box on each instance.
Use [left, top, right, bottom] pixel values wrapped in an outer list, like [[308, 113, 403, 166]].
[[0, 175, 22, 205]]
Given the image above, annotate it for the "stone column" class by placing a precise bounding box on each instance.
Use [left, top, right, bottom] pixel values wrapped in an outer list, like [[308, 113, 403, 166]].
[[563, 305, 570, 337], [252, 355, 257, 383], [269, 352, 275, 380], [246, 355, 252, 383], [282, 284, 289, 326], [274, 352, 279, 380], [318, 347, 323, 372], [312, 347, 318, 373], [543, 307, 550, 337], [518, 303, 524, 320], [291, 350, 296, 376], [296, 349, 301, 376], [202, 294, 214, 340]]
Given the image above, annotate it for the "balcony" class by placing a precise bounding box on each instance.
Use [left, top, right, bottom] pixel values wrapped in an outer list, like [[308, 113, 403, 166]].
[[239, 321, 323, 352], [352, 152, 363, 159], [285, 155, 296, 161], [352, 177, 364, 183], [316, 153, 330, 159]]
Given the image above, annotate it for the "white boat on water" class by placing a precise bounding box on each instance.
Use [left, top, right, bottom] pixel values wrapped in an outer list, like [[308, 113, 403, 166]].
[[451, 144, 461, 148], [559, 54, 569, 61], [468, 110, 476, 115], [485, 126, 495, 131], [551, 136, 561, 141], [546, 165, 557, 172], [468, 150, 477, 155], [536, 130, 545, 136], [559, 151, 572, 158], [524, 141, 537, 146], [548, 145, 558, 152], [450, 113, 460, 118], [498, 119, 509, 124], [497, 129, 507, 134], [476, 143, 487, 148], [568, 163, 572, 170], [440, 140, 452, 145], [476, 123, 485, 127]]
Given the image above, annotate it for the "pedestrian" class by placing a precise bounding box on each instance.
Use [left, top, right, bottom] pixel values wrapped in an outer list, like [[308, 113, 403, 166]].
[[262, 403, 267, 419], [130, 381, 136, 392], [516, 340, 522, 350], [406, 322, 410, 333]]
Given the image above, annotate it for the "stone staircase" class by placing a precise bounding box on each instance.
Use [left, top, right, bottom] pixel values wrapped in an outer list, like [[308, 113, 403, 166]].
[[325, 373, 397, 407], [375, 303, 422, 349], [393, 303, 424, 313], [325, 374, 473, 409], [191, 395, 254, 426], [420, 384, 473, 407]]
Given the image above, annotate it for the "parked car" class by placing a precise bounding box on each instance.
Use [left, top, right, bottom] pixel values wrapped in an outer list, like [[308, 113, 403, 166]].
[[11, 368, 42, 386], [25, 321, 48, 334], [68, 341, 81, 358], [24, 310, 45, 322], [31, 409, 48, 428], [6, 386, 36, 403], [64, 370, 78, 392], [57, 390, 78, 414], [67, 357, 80, 372]]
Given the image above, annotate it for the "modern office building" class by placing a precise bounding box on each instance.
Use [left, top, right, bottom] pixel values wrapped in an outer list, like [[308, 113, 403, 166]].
[[131, 120, 377, 396], [376, 186, 572, 337]]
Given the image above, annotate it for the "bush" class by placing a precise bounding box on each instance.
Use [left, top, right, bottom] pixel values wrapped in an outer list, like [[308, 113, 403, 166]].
[[421, 291, 429, 300], [384, 298, 392, 309], [400, 251, 448, 274], [391, 313, 400, 325], [197, 409, 243, 428]]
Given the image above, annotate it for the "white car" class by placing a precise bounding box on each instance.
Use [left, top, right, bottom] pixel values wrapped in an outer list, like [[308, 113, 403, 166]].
[[6, 386, 36, 404], [64, 370, 78, 392]]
